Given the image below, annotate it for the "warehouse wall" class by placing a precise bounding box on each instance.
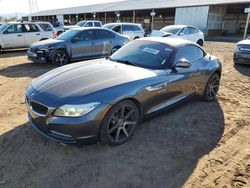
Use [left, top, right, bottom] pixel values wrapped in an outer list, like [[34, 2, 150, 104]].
[[175, 6, 209, 32]]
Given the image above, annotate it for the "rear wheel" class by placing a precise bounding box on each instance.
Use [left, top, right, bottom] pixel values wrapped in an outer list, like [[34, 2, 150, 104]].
[[100, 100, 140, 146], [134, 36, 140, 40], [52, 50, 69, 66], [197, 39, 204, 46], [202, 73, 220, 101]]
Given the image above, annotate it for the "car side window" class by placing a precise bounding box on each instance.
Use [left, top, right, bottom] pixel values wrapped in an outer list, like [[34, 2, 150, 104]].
[[132, 25, 141, 31], [123, 25, 133, 32], [112, 25, 121, 34], [77, 30, 95, 41], [24, 24, 40, 32], [85, 22, 93, 27], [39, 24, 53, 31], [94, 22, 101, 27], [188, 27, 198, 34], [3, 24, 24, 34], [175, 45, 205, 63], [95, 30, 115, 39]]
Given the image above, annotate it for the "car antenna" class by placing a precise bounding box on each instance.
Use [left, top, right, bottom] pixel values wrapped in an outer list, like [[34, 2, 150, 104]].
[[209, 44, 214, 60]]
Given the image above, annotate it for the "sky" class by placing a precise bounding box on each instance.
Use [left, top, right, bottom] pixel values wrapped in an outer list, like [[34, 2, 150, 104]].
[[0, 0, 121, 15]]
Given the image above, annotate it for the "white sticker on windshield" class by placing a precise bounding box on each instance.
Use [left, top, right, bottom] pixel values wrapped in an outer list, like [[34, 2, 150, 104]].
[[142, 47, 160, 55]]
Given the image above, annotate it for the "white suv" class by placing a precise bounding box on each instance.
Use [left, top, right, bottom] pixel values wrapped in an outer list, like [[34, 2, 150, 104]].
[[103, 23, 145, 40], [63, 20, 102, 31], [0, 21, 56, 51]]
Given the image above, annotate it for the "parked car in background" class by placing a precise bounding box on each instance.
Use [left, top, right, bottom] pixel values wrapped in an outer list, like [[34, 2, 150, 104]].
[[0, 21, 56, 52], [26, 37, 221, 146], [28, 27, 129, 66], [234, 36, 250, 65], [103, 23, 145, 40], [63, 20, 102, 31], [150, 25, 204, 46]]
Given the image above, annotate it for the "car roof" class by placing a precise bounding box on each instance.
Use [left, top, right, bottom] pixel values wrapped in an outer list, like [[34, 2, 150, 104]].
[[137, 37, 199, 48], [71, 27, 109, 31], [104, 22, 140, 26]]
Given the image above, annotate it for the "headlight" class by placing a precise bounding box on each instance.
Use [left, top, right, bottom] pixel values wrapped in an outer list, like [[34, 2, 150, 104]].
[[53, 102, 100, 117], [235, 45, 241, 52]]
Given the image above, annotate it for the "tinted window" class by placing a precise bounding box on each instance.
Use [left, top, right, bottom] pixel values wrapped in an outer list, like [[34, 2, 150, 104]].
[[24, 24, 40, 32], [183, 27, 198, 35], [4, 24, 23, 34], [95, 29, 115, 39], [123, 25, 134, 31], [175, 45, 204, 63], [77, 30, 95, 41], [110, 40, 174, 69], [94, 22, 101, 27], [85, 22, 93, 27], [161, 26, 183, 34], [76, 21, 87, 27], [57, 30, 79, 40], [39, 23, 53, 31], [132, 25, 141, 31], [103, 24, 116, 30], [112, 25, 121, 33]]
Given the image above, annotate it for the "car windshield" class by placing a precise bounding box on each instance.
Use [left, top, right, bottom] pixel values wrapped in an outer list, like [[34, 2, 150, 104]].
[[56, 30, 79, 40], [76, 21, 87, 27], [0, 23, 8, 31], [110, 40, 174, 69], [103, 24, 116, 30], [160, 26, 183, 34]]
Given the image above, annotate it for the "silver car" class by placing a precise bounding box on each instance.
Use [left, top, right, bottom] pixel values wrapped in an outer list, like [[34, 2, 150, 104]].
[[28, 27, 129, 66]]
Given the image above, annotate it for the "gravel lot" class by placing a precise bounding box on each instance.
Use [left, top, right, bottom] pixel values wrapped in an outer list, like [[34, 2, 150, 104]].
[[0, 42, 249, 188]]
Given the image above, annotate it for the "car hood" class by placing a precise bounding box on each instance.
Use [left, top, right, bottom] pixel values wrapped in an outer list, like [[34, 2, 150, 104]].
[[237, 39, 250, 45], [150, 30, 173, 37], [30, 39, 65, 48], [31, 59, 157, 101]]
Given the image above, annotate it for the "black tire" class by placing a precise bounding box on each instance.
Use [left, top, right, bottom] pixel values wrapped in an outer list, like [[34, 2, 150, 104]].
[[111, 46, 120, 55], [197, 39, 204, 47], [134, 36, 140, 40], [51, 50, 69, 66], [202, 73, 220, 101], [40, 38, 48, 41], [100, 100, 140, 146]]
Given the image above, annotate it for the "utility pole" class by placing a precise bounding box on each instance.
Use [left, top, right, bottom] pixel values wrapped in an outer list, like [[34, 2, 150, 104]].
[[28, 0, 38, 14]]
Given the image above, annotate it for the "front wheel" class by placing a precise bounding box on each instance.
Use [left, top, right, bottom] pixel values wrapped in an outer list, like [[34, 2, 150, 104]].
[[111, 46, 120, 55], [202, 73, 220, 101], [100, 100, 140, 146], [52, 50, 69, 66]]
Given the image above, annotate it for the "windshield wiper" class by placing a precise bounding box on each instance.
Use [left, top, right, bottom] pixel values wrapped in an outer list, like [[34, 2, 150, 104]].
[[115, 59, 138, 67]]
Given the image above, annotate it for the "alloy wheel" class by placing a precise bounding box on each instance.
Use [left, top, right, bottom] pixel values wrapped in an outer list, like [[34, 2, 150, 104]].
[[206, 75, 220, 100], [107, 104, 138, 143], [55, 52, 67, 66]]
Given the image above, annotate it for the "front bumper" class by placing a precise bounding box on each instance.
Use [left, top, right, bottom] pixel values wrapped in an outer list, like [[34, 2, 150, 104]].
[[27, 100, 110, 145], [27, 50, 50, 63], [234, 52, 250, 65]]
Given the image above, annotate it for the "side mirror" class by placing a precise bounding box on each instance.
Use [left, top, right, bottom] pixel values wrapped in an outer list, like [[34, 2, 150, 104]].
[[175, 59, 191, 68], [71, 37, 80, 43]]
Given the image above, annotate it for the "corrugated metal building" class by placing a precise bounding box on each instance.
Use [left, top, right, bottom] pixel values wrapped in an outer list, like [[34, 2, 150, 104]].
[[23, 0, 250, 35]]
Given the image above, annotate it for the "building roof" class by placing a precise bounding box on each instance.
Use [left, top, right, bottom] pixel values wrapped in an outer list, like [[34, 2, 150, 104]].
[[29, 0, 250, 17]]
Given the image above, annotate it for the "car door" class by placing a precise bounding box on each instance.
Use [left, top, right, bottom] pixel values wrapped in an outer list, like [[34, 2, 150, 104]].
[[1, 24, 26, 48], [122, 25, 134, 40], [71, 29, 96, 59], [23, 24, 42, 46], [94, 29, 115, 56], [168, 45, 206, 97]]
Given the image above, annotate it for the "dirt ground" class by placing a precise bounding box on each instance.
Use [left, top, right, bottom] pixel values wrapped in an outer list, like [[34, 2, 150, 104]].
[[0, 42, 249, 188]]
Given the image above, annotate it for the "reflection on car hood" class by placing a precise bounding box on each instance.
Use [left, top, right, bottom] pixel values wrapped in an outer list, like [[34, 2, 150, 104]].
[[150, 30, 173, 37], [30, 39, 65, 48], [31, 59, 157, 100], [237, 39, 250, 45]]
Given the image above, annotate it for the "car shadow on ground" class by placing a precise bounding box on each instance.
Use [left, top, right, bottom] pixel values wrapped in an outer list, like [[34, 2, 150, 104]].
[[0, 99, 224, 187], [0, 61, 54, 78], [234, 64, 250, 77], [0, 49, 28, 58]]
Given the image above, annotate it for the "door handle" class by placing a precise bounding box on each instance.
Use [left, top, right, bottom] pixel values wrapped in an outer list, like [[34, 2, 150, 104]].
[[36, 33, 41, 35], [17, 35, 23, 37]]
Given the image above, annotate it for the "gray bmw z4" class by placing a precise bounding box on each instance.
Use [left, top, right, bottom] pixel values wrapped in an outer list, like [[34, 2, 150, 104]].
[[26, 38, 222, 146]]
